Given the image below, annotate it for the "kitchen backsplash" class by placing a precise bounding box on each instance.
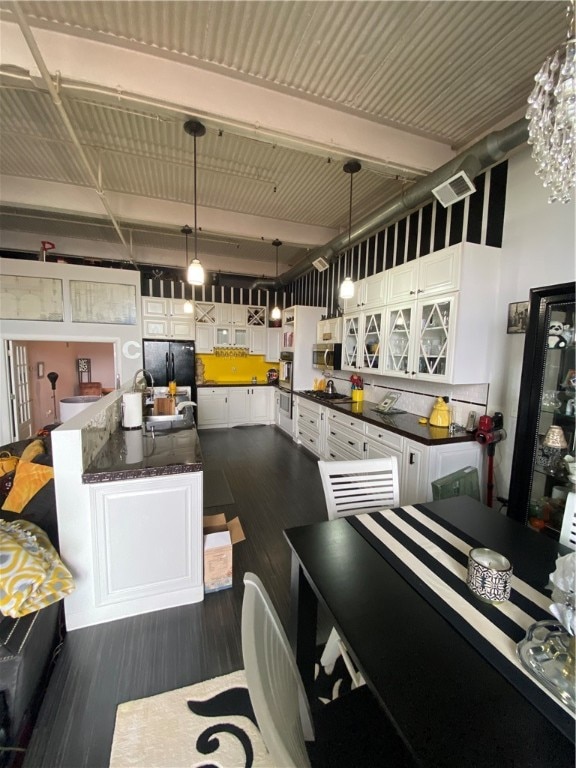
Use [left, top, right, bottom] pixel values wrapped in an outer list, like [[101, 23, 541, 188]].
[[198, 354, 278, 383], [323, 372, 489, 427]]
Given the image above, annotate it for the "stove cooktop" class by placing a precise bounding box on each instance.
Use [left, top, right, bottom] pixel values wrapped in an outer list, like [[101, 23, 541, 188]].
[[301, 390, 353, 403]]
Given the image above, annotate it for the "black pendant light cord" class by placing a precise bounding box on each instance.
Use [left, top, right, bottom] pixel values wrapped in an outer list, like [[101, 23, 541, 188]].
[[194, 132, 198, 263], [343, 160, 361, 263]]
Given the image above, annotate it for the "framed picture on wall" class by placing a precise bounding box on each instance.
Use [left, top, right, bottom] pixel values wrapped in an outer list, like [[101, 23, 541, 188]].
[[507, 301, 528, 334]]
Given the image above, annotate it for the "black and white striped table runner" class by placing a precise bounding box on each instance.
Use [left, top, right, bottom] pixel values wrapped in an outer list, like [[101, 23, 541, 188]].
[[347, 504, 575, 740]]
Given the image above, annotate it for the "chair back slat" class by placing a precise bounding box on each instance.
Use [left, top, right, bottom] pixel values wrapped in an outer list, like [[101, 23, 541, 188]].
[[318, 458, 400, 520], [559, 492, 576, 550]]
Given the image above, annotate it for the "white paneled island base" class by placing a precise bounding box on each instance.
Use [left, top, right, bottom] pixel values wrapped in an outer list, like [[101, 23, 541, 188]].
[[90, 472, 203, 617]]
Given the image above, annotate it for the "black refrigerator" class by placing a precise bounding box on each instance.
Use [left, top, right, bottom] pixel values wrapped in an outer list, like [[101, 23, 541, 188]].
[[508, 282, 575, 539], [143, 340, 197, 416]]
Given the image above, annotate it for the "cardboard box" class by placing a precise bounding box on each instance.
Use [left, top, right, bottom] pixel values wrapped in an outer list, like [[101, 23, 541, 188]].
[[203, 513, 245, 593]]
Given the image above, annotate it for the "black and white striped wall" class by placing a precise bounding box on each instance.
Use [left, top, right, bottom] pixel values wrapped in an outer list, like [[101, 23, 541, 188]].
[[142, 161, 508, 317]]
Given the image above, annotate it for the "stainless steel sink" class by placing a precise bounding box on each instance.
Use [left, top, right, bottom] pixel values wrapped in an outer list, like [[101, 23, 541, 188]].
[[144, 414, 186, 424]]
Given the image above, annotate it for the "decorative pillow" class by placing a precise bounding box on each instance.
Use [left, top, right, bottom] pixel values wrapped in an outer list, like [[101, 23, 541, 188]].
[[0, 452, 19, 477], [1, 460, 54, 514], [20, 439, 45, 462], [0, 519, 75, 618]]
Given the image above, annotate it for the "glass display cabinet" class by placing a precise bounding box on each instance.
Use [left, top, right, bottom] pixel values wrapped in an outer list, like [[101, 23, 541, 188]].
[[508, 282, 575, 538]]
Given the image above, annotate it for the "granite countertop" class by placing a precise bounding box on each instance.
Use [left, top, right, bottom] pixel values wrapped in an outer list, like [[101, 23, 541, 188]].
[[82, 412, 202, 483], [296, 392, 476, 446], [198, 381, 276, 387]]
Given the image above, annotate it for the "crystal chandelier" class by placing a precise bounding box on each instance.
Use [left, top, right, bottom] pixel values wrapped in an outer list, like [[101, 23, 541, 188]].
[[526, 1, 576, 203]]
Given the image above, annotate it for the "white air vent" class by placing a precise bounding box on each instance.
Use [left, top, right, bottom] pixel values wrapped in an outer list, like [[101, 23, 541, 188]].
[[432, 171, 476, 207], [312, 256, 329, 272]]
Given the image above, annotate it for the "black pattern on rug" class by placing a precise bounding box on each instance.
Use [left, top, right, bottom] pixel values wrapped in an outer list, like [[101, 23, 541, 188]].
[[186, 645, 354, 767]]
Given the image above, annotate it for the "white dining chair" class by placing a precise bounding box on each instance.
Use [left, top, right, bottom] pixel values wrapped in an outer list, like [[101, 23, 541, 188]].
[[241, 572, 414, 768], [559, 491, 576, 549], [317, 457, 400, 685]]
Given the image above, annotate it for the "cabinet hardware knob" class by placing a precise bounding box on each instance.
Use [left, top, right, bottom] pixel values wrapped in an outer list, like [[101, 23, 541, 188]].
[[410, 452, 415, 465]]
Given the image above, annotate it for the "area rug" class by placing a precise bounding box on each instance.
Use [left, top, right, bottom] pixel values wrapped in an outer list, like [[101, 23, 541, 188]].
[[203, 469, 235, 508], [110, 650, 353, 767]]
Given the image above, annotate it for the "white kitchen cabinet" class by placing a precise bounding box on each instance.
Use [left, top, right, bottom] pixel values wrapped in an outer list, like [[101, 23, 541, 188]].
[[265, 327, 281, 362], [343, 272, 387, 312], [324, 409, 365, 460], [228, 387, 273, 426], [401, 439, 429, 506], [317, 317, 343, 343], [295, 397, 326, 456], [142, 297, 195, 339], [249, 326, 267, 355], [246, 306, 267, 327], [386, 246, 461, 304], [364, 422, 403, 466], [195, 324, 215, 353], [197, 387, 228, 428], [89, 472, 204, 621], [342, 309, 384, 374], [215, 326, 248, 347], [216, 303, 246, 326]]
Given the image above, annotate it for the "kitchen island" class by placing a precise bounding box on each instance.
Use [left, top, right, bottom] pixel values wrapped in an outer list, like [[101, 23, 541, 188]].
[[52, 393, 205, 630]]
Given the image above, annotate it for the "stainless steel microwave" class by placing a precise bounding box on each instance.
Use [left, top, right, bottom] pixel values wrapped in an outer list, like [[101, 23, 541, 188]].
[[312, 343, 342, 371]]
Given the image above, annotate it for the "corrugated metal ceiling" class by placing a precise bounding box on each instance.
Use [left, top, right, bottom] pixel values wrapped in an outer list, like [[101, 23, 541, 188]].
[[0, 1, 568, 274]]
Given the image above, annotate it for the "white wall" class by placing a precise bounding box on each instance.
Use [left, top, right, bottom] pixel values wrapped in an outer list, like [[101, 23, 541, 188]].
[[0, 259, 144, 444], [489, 146, 575, 501]]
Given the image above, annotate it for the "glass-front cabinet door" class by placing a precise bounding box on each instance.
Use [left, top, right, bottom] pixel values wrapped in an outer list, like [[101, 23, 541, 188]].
[[342, 314, 360, 369], [509, 283, 575, 539], [383, 296, 455, 381], [416, 297, 454, 378], [383, 305, 412, 375], [359, 311, 383, 373]]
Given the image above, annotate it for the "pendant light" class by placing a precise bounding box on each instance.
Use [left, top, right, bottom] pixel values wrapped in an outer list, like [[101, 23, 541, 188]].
[[181, 225, 194, 313], [183, 119, 206, 285], [270, 238, 282, 321], [339, 160, 361, 300]]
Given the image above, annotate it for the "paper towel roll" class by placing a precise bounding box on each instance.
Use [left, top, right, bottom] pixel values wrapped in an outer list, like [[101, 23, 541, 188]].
[[122, 393, 143, 429], [124, 428, 144, 464]]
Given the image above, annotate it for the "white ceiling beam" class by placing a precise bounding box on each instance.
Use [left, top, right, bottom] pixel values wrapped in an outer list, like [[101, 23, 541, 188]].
[[0, 19, 455, 174], [0, 176, 338, 247]]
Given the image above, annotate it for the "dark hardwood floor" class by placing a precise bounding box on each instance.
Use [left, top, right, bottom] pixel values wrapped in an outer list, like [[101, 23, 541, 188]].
[[23, 425, 327, 768]]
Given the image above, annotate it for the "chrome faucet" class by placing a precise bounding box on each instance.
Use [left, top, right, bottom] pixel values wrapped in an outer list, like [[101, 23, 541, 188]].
[[132, 368, 154, 392]]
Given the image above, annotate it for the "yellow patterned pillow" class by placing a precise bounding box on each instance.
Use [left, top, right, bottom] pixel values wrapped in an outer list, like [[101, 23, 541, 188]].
[[1, 460, 54, 514], [20, 439, 45, 462], [0, 519, 75, 618]]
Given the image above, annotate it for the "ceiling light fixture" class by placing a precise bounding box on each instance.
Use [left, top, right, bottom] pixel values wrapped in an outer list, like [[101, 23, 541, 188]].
[[526, 0, 575, 203], [271, 238, 282, 321], [181, 224, 194, 313], [339, 160, 361, 299], [183, 119, 206, 283]]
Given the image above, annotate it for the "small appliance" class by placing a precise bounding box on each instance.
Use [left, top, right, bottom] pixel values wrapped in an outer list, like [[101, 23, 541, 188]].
[[266, 369, 279, 384], [312, 343, 342, 371], [429, 396, 451, 428]]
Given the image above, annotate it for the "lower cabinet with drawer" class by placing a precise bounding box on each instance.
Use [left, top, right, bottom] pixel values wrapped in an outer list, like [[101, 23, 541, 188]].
[[198, 386, 274, 429], [295, 398, 325, 457], [325, 410, 365, 460]]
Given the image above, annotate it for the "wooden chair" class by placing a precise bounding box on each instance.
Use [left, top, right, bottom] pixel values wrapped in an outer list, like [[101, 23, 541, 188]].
[[559, 491, 576, 549], [241, 572, 415, 768], [317, 458, 400, 685]]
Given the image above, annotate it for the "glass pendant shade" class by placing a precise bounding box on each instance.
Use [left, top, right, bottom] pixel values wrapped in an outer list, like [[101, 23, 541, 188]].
[[271, 305, 282, 320], [339, 276, 355, 299], [187, 259, 205, 286], [183, 300, 193, 314]]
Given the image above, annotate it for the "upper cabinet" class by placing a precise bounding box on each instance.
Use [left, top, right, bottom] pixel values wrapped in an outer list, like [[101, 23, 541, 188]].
[[343, 272, 387, 312], [142, 298, 195, 339], [317, 317, 343, 343], [386, 246, 461, 304]]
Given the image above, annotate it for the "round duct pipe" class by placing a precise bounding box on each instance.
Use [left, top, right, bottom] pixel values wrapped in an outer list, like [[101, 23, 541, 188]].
[[253, 117, 528, 291]]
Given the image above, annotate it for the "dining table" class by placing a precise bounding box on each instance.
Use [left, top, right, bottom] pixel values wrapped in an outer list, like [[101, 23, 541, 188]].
[[284, 496, 575, 767]]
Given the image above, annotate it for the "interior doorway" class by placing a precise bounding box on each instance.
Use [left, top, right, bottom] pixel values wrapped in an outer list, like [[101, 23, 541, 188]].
[[4, 339, 116, 436]]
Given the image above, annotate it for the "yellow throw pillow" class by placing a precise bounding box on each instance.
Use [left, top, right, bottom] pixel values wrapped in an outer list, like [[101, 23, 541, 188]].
[[20, 439, 45, 462], [0, 453, 18, 477], [1, 460, 54, 514], [0, 519, 75, 618]]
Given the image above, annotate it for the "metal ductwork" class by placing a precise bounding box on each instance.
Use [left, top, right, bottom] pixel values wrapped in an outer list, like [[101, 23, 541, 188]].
[[252, 117, 528, 291]]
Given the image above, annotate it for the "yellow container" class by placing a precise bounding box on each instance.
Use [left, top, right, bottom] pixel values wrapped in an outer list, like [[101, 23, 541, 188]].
[[351, 389, 364, 402]]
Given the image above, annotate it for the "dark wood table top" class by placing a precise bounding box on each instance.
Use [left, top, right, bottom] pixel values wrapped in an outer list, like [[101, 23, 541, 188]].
[[285, 497, 574, 768]]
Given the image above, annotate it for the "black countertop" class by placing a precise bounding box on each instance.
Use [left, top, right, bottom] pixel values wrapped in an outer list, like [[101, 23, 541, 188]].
[[295, 391, 476, 446], [82, 413, 202, 484]]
